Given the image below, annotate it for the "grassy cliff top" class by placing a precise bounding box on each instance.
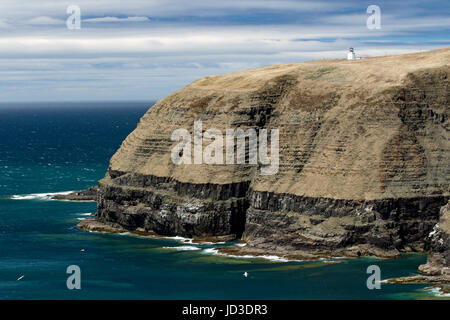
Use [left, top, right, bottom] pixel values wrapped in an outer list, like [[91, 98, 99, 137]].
[[108, 48, 450, 200]]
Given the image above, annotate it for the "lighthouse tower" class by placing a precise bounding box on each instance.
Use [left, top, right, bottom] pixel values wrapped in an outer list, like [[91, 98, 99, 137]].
[[347, 47, 356, 60]]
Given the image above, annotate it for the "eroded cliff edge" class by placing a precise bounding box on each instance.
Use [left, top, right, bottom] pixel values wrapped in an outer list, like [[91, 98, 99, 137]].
[[387, 201, 450, 283], [80, 48, 450, 261], [419, 201, 450, 277]]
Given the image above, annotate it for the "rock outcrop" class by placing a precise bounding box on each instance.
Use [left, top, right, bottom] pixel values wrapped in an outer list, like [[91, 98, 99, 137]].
[[419, 201, 450, 277], [80, 48, 450, 260], [52, 186, 98, 201], [385, 201, 450, 284]]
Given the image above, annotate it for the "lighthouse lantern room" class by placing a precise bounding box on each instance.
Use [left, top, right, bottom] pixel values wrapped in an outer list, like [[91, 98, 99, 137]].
[[347, 47, 356, 60]]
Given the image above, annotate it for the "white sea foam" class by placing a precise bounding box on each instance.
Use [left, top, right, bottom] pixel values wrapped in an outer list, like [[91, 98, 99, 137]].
[[164, 235, 234, 245], [259, 255, 291, 262], [202, 248, 219, 254], [165, 236, 194, 244], [201, 248, 299, 262], [195, 241, 227, 245], [78, 213, 93, 216], [163, 246, 201, 251], [426, 286, 450, 297], [10, 191, 74, 201]]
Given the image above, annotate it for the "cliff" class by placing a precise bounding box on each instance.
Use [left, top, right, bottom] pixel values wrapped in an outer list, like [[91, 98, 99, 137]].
[[80, 48, 450, 260], [419, 200, 450, 277], [386, 200, 450, 283]]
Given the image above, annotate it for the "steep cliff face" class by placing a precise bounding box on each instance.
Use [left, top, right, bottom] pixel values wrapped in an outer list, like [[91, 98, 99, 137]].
[[419, 201, 450, 276], [89, 48, 449, 258]]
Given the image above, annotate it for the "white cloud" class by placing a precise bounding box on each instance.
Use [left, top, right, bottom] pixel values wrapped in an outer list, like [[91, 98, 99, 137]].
[[25, 16, 65, 25], [0, 23, 432, 59], [0, 0, 447, 101], [84, 16, 150, 23], [0, 18, 11, 28], [0, 0, 349, 20]]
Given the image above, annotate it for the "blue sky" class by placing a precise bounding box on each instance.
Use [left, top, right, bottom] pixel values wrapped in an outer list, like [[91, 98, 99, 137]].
[[0, 0, 449, 102]]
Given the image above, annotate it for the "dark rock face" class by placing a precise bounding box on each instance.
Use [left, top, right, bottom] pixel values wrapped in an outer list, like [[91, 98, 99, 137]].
[[244, 190, 447, 255], [419, 201, 450, 276], [97, 172, 249, 239], [95, 170, 448, 257]]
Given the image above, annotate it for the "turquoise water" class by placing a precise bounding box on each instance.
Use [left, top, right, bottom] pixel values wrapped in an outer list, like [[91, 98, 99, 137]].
[[0, 102, 439, 299]]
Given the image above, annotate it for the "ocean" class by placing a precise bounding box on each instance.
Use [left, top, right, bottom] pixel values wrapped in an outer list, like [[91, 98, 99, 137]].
[[0, 101, 443, 299]]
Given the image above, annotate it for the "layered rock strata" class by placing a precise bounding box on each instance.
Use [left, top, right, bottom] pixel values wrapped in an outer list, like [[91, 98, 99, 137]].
[[80, 48, 450, 259]]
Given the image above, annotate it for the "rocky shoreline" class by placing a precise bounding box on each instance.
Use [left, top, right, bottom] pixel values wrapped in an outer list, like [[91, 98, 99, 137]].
[[92, 172, 447, 256], [75, 191, 450, 282], [72, 186, 450, 285], [385, 275, 450, 284], [77, 218, 237, 243], [75, 195, 435, 260], [51, 186, 98, 201]]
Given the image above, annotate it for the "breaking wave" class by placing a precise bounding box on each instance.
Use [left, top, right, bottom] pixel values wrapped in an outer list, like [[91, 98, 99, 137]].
[[10, 191, 74, 201], [163, 246, 201, 251], [201, 248, 299, 262]]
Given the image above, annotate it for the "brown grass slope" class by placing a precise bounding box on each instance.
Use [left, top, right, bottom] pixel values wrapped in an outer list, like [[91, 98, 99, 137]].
[[108, 48, 450, 201]]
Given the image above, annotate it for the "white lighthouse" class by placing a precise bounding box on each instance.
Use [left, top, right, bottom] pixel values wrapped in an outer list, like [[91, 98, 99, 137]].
[[347, 47, 356, 60]]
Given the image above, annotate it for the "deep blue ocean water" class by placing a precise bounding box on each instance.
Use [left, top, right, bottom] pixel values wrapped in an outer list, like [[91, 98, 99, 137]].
[[0, 102, 442, 299]]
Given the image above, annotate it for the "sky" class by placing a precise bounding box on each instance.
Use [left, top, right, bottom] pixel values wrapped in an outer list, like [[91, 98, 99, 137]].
[[0, 0, 449, 102]]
